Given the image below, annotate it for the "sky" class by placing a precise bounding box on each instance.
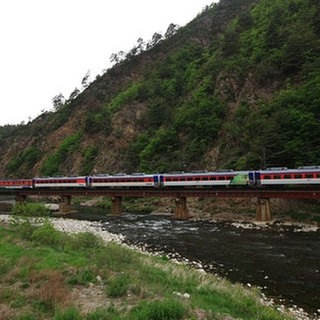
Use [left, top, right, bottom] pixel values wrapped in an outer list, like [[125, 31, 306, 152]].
[[0, 0, 218, 126]]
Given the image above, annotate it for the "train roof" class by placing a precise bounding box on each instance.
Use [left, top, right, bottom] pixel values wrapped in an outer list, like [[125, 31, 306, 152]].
[[34, 176, 88, 180], [260, 167, 320, 173], [162, 171, 249, 176]]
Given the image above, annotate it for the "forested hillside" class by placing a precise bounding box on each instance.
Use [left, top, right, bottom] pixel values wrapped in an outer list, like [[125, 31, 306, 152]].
[[1, 0, 320, 178]]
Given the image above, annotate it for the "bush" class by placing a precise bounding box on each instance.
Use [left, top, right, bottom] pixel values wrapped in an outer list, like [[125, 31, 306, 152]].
[[10, 203, 51, 240], [6, 146, 41, 176], [106, 274, 130, 298], [15, 315, 37, 320], [54, 307, 81, 320], [67, 268, 96, 286], [70, 232, 103, 250], [80, 146, 99, 175], [85, 306, 121, 320], [12, 203, 50, 217], [129, 299, 185, 320], [41, 132, 81, 176], [31, 221, 62, 246]]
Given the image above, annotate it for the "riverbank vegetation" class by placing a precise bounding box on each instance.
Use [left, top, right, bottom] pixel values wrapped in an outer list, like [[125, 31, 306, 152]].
[[0, 206, 296, 320]]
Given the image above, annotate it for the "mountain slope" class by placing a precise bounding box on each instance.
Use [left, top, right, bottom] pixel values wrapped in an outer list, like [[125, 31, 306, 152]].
[[1, 0, 320, 178]]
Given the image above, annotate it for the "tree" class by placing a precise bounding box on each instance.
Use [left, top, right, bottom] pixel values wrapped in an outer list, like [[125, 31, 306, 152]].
[[110, 52, 120, 64], [165, 23, 179, 38], [109, 50, 126, 65], [81, 70, 91, 90], [52, 93, 65, 111], [68, 88, 80, 101], [147, 32, 163, 49], [136, 37, 146, 53]]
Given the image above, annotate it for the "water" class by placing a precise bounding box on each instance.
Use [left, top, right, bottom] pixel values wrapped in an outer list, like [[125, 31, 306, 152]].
[[71, 207, 320, 315]]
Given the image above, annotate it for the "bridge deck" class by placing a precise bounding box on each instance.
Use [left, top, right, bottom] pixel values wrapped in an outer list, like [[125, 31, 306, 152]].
[[1, 187, 320, 199]]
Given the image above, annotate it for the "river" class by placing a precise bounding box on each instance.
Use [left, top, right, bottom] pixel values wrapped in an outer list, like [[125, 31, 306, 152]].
[[69, 206, 320, 317]]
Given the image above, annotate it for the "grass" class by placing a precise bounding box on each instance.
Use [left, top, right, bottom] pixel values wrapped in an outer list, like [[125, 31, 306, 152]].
[[0, 215, 296, 320]]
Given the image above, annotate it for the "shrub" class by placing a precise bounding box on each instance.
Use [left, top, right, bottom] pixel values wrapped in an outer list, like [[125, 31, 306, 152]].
[[10, 203, 51, 240], [41, 132, 81, 176], [36, 271, 70, 313], [67, 268, 96, 286], [80, 146, 99, 175], [15, 315, 37, 320], [85, 306, 121, 320], [129, 299, 185, 320], [70, 232, 103, 250], [31, 221, 62, 246], [6, 146, 41, 176], [106, 274, 130, 298], [12, 203, 50, 217], [54, 307, 81, 320]]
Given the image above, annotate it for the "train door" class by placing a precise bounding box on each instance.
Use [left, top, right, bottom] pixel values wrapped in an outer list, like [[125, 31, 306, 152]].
[[86, 176, 92, 188], [254, 171, 261, 187], [248, 172, 254, 187], [153, 175, 163, 187], [248, 171, 260, 187]]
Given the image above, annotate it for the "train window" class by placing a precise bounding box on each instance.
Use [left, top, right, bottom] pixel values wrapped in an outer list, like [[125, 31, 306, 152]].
[[317, 174, 320, 178], [284, 175, 292, 179], [210, 176, 216, 180], [306, 174, 314, 178], [294, 174, 303, 179], [263, 175, 271, 179], [195, 177, 201, 181], [203, 177, 209, 181], [274, 175, 281, 179], [218, 177, 225, 180]]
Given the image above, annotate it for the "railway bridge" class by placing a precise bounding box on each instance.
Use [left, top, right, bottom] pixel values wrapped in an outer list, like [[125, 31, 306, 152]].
[[2, 187, 320, 221]]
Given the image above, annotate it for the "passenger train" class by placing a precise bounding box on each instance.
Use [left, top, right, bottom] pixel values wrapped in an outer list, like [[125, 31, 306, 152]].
[[1, 166, 320, 189]]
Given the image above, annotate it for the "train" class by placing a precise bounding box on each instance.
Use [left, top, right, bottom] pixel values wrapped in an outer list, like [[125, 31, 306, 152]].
[[1, 166, 320, 190]]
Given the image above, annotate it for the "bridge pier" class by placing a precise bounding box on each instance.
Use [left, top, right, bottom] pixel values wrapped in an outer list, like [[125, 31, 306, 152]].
[[111, 196, 122, 215], [60, 195, 72, 213], [15, 194, 27, 205], [256, 198, 272, 221], [174, 196, 189, 220]]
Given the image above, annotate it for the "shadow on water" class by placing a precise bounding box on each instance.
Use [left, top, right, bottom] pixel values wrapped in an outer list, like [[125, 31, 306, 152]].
[[68, 205, 320, 315]]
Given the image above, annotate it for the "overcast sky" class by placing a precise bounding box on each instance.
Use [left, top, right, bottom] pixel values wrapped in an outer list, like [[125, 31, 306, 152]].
[[0, 0, 218, 126]]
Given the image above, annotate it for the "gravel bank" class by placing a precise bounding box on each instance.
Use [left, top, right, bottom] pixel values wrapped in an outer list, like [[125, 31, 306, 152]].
[[0, 214, 125, 244]]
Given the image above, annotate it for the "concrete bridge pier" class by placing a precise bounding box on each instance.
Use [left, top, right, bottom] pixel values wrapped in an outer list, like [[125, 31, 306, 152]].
[[60, 195, 72, 213], [256, 198, 272, 221], [111, 196, 122, 215], [174, 196, 189, 220]]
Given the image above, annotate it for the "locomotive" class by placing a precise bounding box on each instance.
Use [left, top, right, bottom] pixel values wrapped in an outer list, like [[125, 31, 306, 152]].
[[1, 166, 320, 189]]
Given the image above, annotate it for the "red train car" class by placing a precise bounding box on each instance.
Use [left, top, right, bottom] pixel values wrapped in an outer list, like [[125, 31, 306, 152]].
[[33, 176, 88, 188], [0, 179, 33, 189]]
